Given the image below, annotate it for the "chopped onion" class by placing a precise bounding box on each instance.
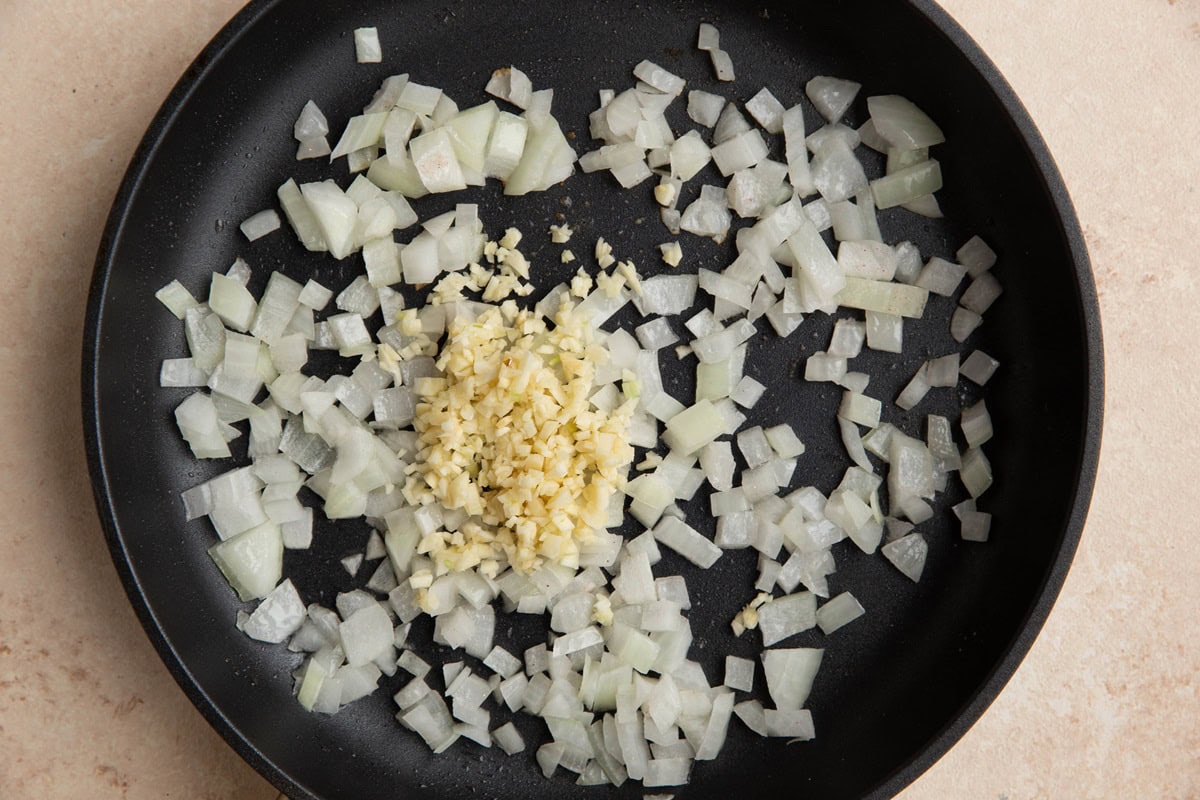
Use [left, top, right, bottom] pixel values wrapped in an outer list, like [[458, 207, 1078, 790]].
[[871, 159, 942, 209], [354, 27, 382, 63], [960, 272, 1003, 314], [634, 60, 685, 96], [710, 129, 767, 176], [806, 76, 861, 123], [956, 235, 998, 275], [669, 130, 711, 181], [157, 35, 1011, 789], [951, 306, 984, 342], [961, 399, 993, 448], [815, 592, 864, 635], [709, 49, 735, 82], [810, 137, 868, 203], [687, 90, 725, 127], [761, 648, 822, 710], [881, 533, 927, 582], [960, 350, 999, 385], [867, 95, 946, 149], [240, 209, 281, 242], [745, 87, 785, 134]]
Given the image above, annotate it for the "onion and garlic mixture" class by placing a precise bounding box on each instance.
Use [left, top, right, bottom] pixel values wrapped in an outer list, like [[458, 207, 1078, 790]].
[[160, 20, 1007, 791], [404, 301, 635, 578]]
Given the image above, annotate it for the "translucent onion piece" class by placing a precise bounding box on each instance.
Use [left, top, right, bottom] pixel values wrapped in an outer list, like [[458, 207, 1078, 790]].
[[867, 95, 946, 149]]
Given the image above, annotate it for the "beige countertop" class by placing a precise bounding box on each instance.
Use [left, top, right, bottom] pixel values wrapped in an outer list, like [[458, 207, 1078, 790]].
[[1, 0, 1196, 797]]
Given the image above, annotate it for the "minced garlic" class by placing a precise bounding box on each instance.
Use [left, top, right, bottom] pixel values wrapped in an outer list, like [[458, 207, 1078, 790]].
[[659, 241, 683, 267], [592, 594, 614, 626], [731, 592, 773, 636], [549, 223, 574, 243], [595, 237, 615, 268], [405, 301, 636, 575]]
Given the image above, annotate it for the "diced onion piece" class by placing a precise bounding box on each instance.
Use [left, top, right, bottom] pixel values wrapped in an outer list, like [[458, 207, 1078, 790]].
[[711, 129, 768, 176], [444, 101, 499, 181], [805, 76, 861, 123], [836, 277, 928, 319], [299, 180, 358, 259], [867, 95, 946, 149], [761, 648, 823, 710], [871, 159, 942, 209], [782, 105, 815, 197], [160, 358, 208, 388], [856, 118, 889, 152], [714, 102, 752, 145], [653, 517, 721, 568], [208, 521, 283, 601], [175, 392, 232, 458], [633, 60, 685, 96], [956, 235, 998, 276], [687, 90, 725, 127], [925, 353, 959, 387], [156, 280, 199, 319], [240, 579, 306, 643], [960, 272, 1003, 314], [828, 319, 866, 358], [410, 128, 468, 193], [670, 130, 712, 181], [837, 241, 897, 280], [745, 87, 785, 134], [481, 111, 528, 181], [239, 209, 281, 242], [697, 22, 720, 51], [901, 193, 943, 218], [810, 137, 868, 203], [209, 272, 258, 332], [961, 350, 999, 385], [881, 533, 927, 582], [925, 414, 961, 472], [838, 391, 881, 428], [788, 218, 845, 311], [354, 27, 382, 63], [804, 351, 847, 383], [611, 159, 652, 188], [331, 112, 389, 160], [865, 311, 902, 353], [915, 256, 967, 296], [709, 49, 735, 81], [815, 592, 864, 635], [757, 592, 816, 646], [730, 376, 765, 408], [764, 708, 815, 740], [396, 81, 443, 116], [888, 432, 934, 514], [951, 306, 983, 342], [886, 146, 928, 175], [485, 66, 533, 109], [504, 115, 577, 196], [493, 722, 525, 755], [961, 399, 993, 448], [277, 179, 328, 252], [679, 185, 731, 243], [294, 100, 329, 140]]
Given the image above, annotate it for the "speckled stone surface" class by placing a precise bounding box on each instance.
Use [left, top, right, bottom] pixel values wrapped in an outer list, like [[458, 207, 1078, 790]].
[[0, 0, 1196, 798]]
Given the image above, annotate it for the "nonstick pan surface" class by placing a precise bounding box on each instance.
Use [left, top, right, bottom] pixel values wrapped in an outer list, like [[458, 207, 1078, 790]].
[[83, 1, 1102, 798]]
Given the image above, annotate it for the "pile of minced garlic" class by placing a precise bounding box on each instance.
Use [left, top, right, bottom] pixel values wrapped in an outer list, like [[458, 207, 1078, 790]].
[[402, 297, 637, 582]]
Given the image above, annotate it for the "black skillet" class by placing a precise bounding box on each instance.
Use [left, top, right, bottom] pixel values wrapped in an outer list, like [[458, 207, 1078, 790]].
[[83, 1, 1103, 798]]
